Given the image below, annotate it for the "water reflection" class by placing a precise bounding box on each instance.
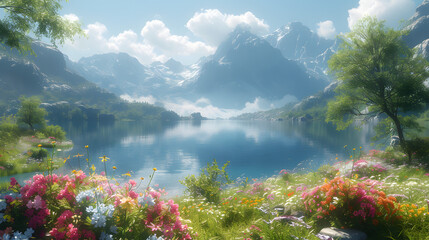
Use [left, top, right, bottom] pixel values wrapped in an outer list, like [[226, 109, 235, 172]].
[[3, 120, 384, 195]]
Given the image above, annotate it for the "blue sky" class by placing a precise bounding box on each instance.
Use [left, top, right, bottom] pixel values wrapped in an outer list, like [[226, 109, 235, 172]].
[[59, 0, 424, 65]]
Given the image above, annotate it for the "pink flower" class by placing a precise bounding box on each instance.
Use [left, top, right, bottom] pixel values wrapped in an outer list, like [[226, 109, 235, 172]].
[[425, 173, 429, 176], [129, 180, 137, 187], [128, 190, 138, 199], [267, 194, 274, 200], [10, 177, 17, 186]]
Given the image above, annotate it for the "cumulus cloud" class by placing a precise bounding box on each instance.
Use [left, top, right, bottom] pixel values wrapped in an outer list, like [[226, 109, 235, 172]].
[[347, 0, 415, 29], [317, 20, 337, 39], [141, 20, 215, 56], [186, 9, 269, 45], [60, 15, 214, 64], [60, 18, 163, 64], [62, 13, 80, 23]]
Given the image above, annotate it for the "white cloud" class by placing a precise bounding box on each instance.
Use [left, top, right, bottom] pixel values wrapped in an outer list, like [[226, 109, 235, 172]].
[[123, 94, 296, 119], [120, 94, 157, 105], [317, 20, 337, 39], [62, 14, 79, 23], [61, 15, 214, 64], [347, 0, 415, 29], [141, 20, 215, 57], [186, 9, 269, 45], [61, 19, 164, 64]]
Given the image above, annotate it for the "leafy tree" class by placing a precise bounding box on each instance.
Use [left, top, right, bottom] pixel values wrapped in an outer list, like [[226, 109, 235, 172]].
[[0, 0, 83, 52], [326, 18, 429, 159], [17, 96, 47, 131], [0, 115, 19, 153]]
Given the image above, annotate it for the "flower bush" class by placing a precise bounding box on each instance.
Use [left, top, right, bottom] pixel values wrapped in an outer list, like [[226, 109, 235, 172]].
[[0, 170, 193, 239], [302, 176, 402, 229]]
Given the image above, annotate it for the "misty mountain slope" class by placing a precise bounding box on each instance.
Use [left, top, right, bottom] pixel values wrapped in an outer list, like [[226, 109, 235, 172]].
[[67, 53, 198, 99], [191, 28, 329, 109], [264, 22, 336, 78], [0, 42, 169, 120], [404, 0, 429, 49]]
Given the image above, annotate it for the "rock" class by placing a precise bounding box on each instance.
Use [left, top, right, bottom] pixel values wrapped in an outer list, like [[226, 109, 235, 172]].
[[319, 227, 367, 240]]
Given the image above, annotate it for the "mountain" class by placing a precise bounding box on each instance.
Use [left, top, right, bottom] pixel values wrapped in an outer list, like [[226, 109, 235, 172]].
[[404, 0, 429, 49], [264, 22, 336, 78], [0, 42, 169, 121], [67, 53, 198, 100], [191, 28, 328, 109]]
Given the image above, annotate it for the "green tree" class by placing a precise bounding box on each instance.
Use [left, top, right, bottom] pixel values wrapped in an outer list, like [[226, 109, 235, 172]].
[[0, 0, 83, 52], [17, 96, 47, 131], [0, 115, 19, 153], [326, 18, 429, 159]]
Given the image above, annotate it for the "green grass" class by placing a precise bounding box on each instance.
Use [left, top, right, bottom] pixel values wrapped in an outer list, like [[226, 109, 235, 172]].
[[175, 151, 429, 240]]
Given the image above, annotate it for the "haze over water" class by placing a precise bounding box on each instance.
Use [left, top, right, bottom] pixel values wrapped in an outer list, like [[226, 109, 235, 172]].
[[53, 120, 379, 195]]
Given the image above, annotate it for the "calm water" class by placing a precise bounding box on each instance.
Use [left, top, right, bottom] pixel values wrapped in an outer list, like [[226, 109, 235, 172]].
[[4, 120, 383, 196]]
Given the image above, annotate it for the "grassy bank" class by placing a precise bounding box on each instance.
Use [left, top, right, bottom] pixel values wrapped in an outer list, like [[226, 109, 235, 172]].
[[0, 149, 428, 239], [0, 136, 71, 177]]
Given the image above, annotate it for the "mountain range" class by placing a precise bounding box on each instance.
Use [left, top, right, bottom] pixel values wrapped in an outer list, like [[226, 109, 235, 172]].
[[2, 1, 429, 120]]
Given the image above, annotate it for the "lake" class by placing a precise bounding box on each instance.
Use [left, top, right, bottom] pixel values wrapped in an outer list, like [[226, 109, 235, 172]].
[[38, 119, 380, 196]]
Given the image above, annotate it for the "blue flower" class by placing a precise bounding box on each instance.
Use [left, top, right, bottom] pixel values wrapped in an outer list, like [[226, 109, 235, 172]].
[[100, 231, 113, 240], [86, 203, 115, 228], [146, 235, 164, 240], [138, 195, 155, 207]]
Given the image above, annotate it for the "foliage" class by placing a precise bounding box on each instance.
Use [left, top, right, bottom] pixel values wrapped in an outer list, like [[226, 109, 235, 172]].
[[16, 96, 47, 131], [28, 147, 48, 160], [0, 170, 193, 239], [404, 137, 429, 163], [180, 159, 232, 203], [0, 0, 83, 52], [0, 115, 19, 152], [42, 125, 66, 141], [326, 17, 429, 159]]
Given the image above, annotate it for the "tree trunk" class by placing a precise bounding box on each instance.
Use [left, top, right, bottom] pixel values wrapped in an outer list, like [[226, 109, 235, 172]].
[[390, 115, 412, 162]]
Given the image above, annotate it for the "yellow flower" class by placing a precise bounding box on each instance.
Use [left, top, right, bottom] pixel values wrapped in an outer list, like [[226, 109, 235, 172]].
[[344, 145, 347, 148], [122, 172, 131, 177], [112, 166, 117, 170], [85, 145, 89, 148], [140, 177, 144, 180], [37, 144, 42, 147], [63, 155, 70, 164], [73, 153, 83, 158], [153, 168, 157, 171], [353, 148, 356, 151], [359, 146, 362, 149], [91, 164, 96, 172], [350, 155, 353, 158], [51, 141, 56, 144], [99, 155, 110, 162]]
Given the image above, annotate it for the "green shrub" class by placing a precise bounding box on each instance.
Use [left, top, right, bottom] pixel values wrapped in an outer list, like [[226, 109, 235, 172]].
[[35, 131, 46, 139], [29, 147, 48, 160], [180, 159, 232, 203], [317, 164, 337, 179], [406, 137, 429, 163], [42, 125, 66, 141]]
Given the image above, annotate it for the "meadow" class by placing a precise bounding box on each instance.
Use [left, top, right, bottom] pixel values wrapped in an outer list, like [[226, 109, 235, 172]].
[[0, 145, 428, 240]]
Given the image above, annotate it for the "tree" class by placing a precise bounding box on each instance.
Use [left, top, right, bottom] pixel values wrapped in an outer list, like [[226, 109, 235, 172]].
[[0, 0, 83, 52], [17, 96, 47, 131], [326, 18, 429, 159], [0, 115, 19, 153]]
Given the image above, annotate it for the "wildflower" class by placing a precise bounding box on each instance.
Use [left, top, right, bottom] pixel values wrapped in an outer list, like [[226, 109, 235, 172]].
[[140, 177, 144, 180], [63, 155, 70, 164], [122, 172, 131, 177], [99, 155, 110, 162], [85, 145, 89, 148], [37, 144, 42, 147], [112, 166, 117, 170], [73, 153, 83, 158], [51, 141, 56, 144], [153, 168, 157, 171], [91, 164, 96, 172]]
